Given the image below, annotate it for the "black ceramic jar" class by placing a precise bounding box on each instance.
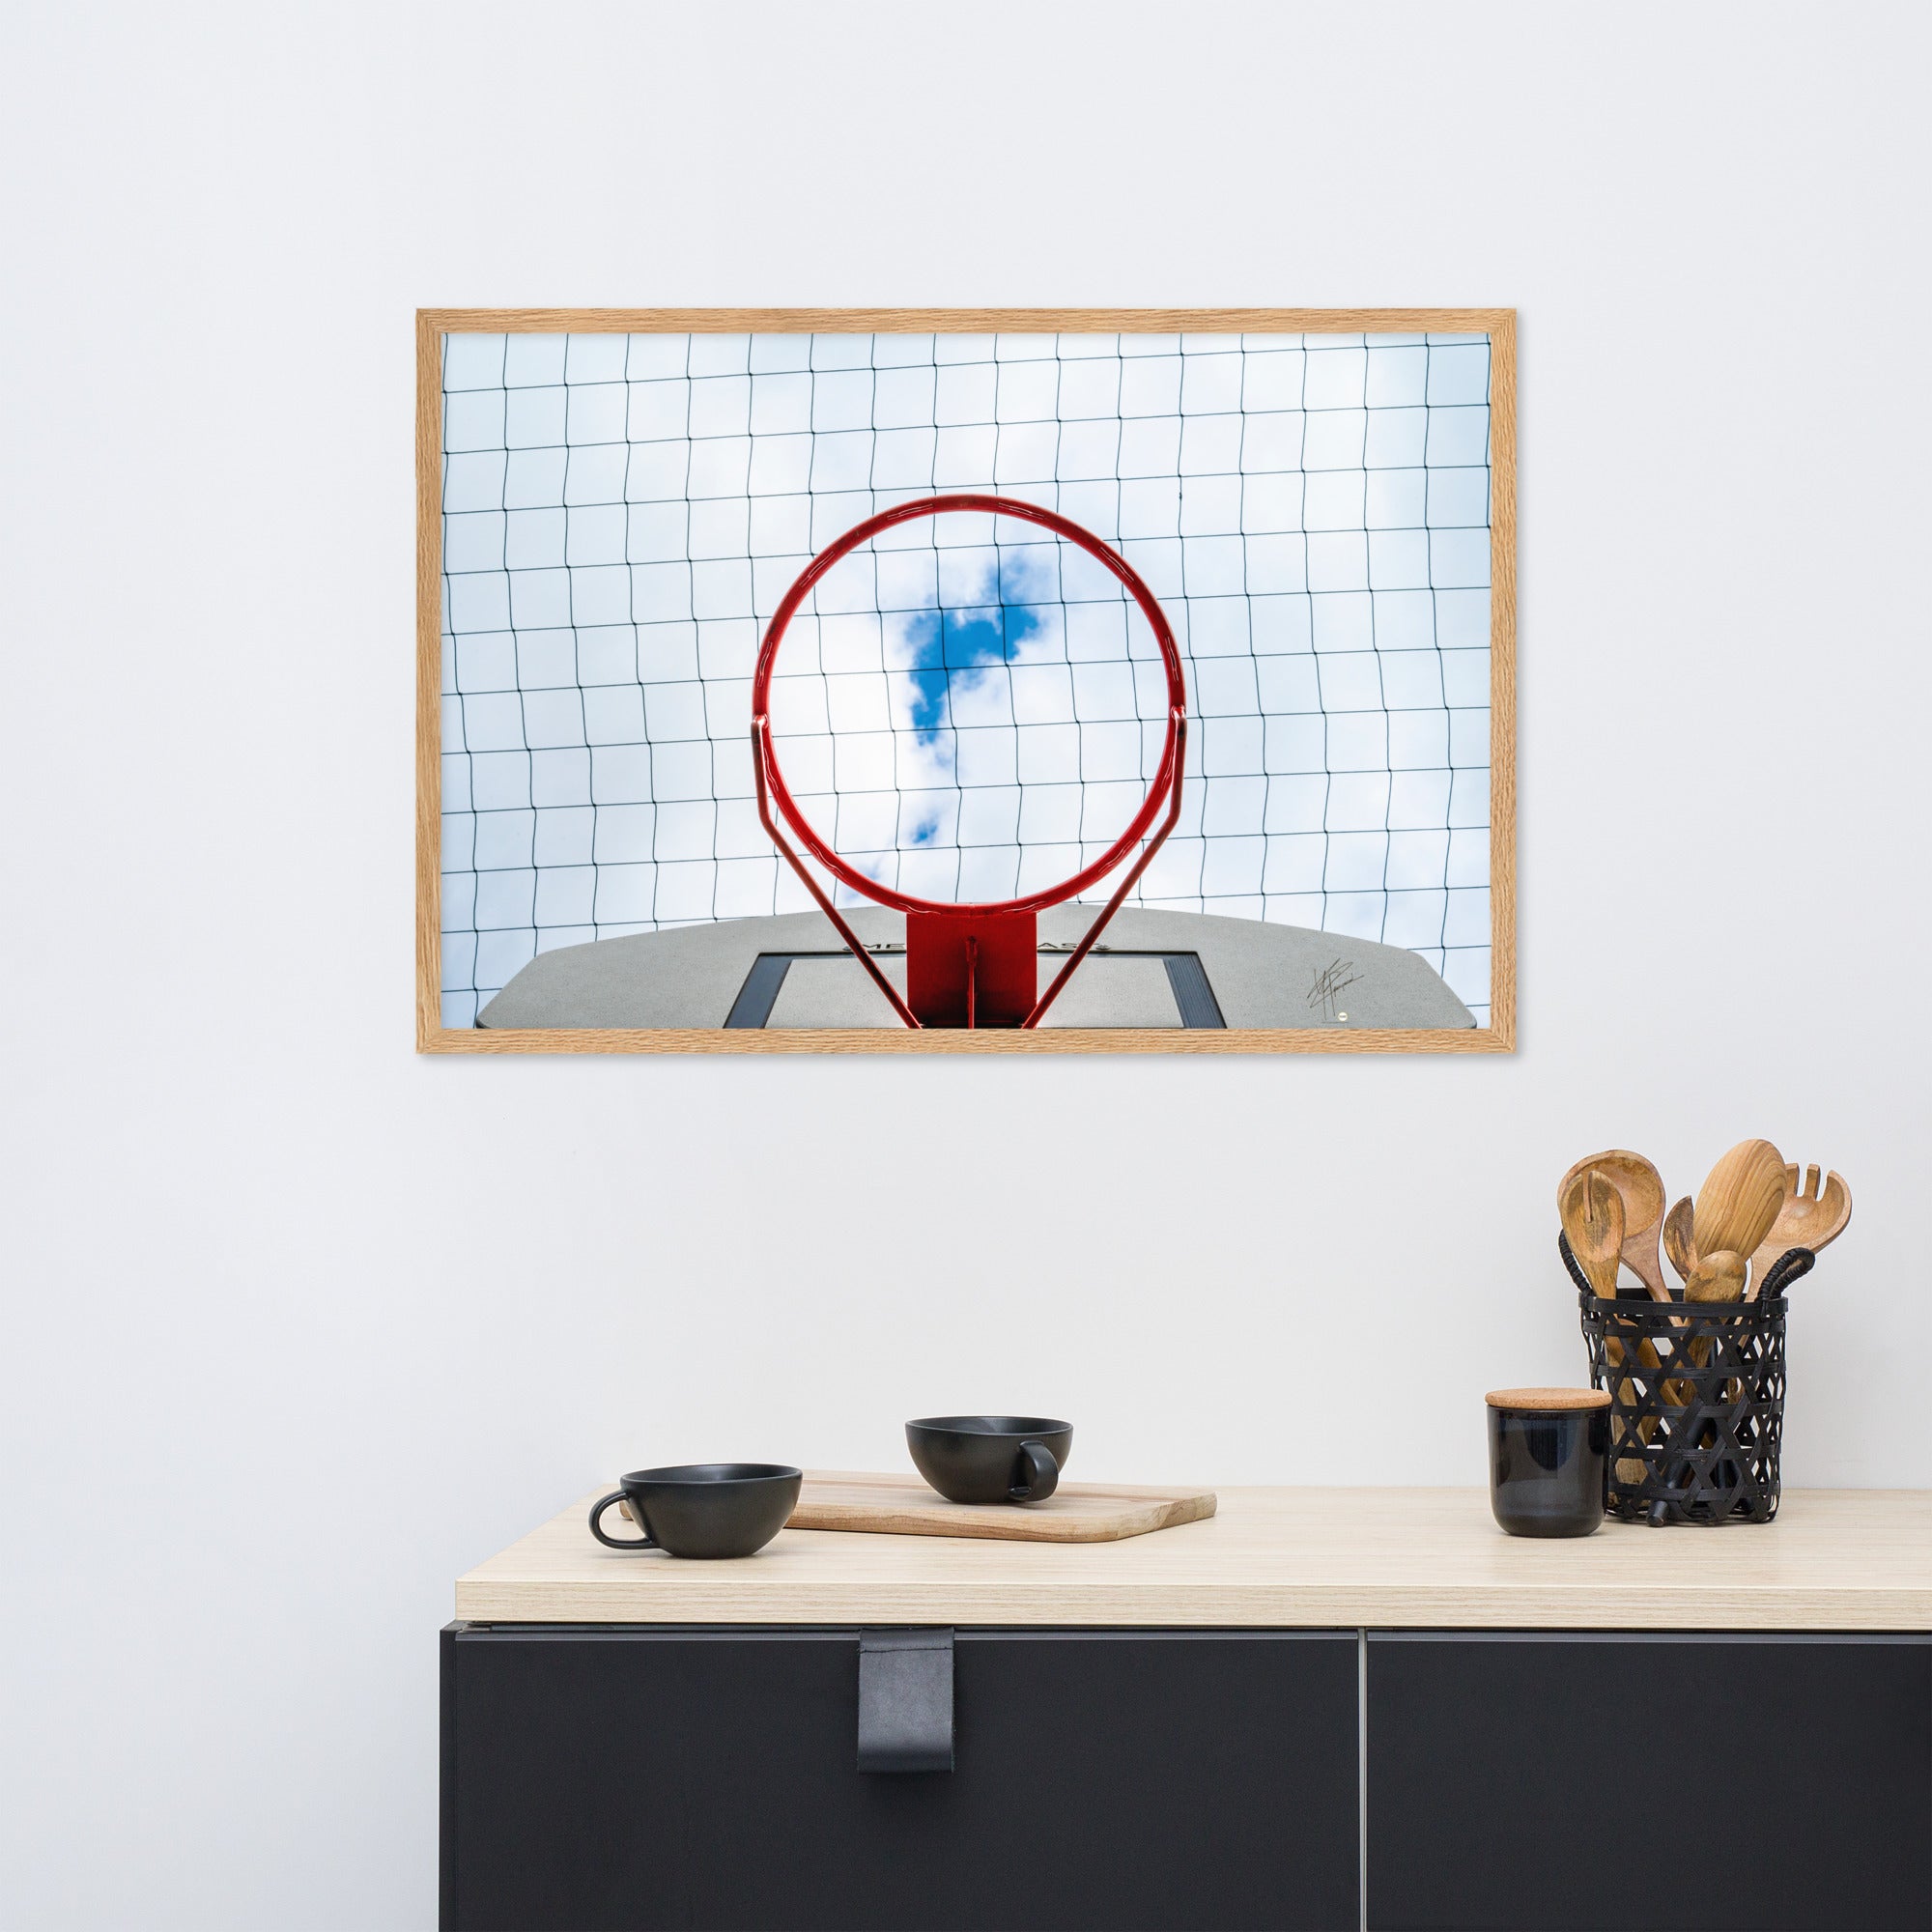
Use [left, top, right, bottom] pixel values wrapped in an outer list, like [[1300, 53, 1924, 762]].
[[1485, 1388, 1609, 1538]]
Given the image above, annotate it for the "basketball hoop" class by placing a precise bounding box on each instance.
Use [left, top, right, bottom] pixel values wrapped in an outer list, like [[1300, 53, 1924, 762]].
[[751, 494, 1187, 1028]]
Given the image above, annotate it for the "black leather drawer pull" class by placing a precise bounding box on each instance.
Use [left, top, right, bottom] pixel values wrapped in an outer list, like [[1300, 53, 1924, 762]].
[[857, 1629, 954, 1773]]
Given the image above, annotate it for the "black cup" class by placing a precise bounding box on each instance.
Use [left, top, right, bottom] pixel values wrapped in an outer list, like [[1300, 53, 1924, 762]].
[[1486, 1389, 1608, 1538], [906, 1416, 1072, 1505], [587, 1463, 803, 1558]]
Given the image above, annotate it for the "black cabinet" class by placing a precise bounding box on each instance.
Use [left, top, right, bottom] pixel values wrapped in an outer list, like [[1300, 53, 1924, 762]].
[[1366, 1633, 1932, 1931], [442, 1626, 1361, 1932], [444, 1623, 1932, 1932]]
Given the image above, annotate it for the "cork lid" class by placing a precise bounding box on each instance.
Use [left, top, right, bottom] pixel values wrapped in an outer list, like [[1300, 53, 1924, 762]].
[[1485, 1386, 1611, 1411]]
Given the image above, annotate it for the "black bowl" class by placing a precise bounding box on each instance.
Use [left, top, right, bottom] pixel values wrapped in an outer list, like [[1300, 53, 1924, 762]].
[[906, 1416, 1073, 1505], [588, 1462, 802, 1558]]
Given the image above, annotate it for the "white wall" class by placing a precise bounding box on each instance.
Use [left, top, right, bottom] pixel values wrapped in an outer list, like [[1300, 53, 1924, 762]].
[[3, 4, 1926, 1926]]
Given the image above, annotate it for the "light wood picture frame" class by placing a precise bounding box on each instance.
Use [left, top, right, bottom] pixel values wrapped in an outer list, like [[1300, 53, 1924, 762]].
[[417, 308, 1516, 1055]]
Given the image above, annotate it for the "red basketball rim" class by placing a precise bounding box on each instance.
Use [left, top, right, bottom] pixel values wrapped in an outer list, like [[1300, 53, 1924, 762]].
[[750, 493, 1187, 918]]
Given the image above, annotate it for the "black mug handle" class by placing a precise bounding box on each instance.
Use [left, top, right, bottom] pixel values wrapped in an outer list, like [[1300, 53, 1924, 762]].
[[588, 1491, 657, 1550], [1009, 1440, 1060, 1502]]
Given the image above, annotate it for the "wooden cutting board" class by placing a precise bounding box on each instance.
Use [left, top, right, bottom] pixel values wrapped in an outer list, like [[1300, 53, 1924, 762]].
[[786, 1471, 1217, 1544]]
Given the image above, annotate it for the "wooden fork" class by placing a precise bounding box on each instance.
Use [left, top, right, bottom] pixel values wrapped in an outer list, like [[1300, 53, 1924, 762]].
[[1748, 1165, 1852, 1298]]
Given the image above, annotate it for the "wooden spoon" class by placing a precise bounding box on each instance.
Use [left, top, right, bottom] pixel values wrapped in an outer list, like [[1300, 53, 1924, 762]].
[[1747, 1165, 1852, 1299], [1662, 1197, 1698, 1286], [1692, 1140, 1786, 1269], [1664, 1248, 1748, 1405], [1657, 1197, 1700, 1407], [1557, 1151, 1669, 1301], [1559, 1168, 1624, 1297], [1684, 1249, 1747, 1304]]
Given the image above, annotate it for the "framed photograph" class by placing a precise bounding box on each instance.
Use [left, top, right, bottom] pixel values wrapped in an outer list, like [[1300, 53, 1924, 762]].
[[417, 308, 1515, 1054]]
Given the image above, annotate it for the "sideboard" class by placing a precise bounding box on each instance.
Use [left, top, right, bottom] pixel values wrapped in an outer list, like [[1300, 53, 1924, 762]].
[[443, 1486, 1932, 1931]]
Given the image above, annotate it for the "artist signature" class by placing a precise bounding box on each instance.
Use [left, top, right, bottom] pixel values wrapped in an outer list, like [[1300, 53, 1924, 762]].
[[1307, 957, 1362, 1021]]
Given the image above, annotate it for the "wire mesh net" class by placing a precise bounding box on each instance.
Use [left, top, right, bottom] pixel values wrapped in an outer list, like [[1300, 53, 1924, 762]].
[[438, 329, 1494, 1026]]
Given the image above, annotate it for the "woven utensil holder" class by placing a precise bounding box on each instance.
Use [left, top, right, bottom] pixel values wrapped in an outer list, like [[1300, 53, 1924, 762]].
[[1565, 1234, 1807, 1525]]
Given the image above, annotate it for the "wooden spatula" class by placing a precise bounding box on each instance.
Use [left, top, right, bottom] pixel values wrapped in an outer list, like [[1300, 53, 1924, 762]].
[[1559, 1168, 1624, 1296], [1557, 1151, 1669, 1301], [1560, 1169, 1649, 1482], [1692, 1140, 1786, 1270]]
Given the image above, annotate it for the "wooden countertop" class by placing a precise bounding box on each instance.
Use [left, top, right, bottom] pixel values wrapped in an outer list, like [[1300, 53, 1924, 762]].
[[456, 1476, 1932, 1631], [455, 1483, 1932, 1632]]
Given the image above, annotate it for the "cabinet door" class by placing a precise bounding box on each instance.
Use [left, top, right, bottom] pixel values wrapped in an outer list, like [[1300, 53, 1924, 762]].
[[1366, 1633, 1932, 1931], [442, 1625, 1359, 1932]]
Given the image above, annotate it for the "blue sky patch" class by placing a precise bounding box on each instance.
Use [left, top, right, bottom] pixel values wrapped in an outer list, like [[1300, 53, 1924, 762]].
[[882, 550, 1051, 845]]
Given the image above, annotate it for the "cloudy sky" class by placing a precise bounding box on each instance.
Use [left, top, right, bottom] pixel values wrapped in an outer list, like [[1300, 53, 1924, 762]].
[[439, 330, 1493, 1024]]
